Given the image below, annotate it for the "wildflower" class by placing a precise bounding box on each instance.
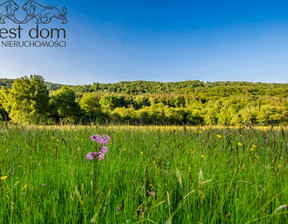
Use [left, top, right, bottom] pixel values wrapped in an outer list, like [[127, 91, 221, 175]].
[[201, 155, 205, 158], [251, 148, 254, 151], [199, 131, 202, 134], [149, 184, 152, 187], [100, 147, 108, 154], [42, 184, 46, 187], [23, 184, 28, 189], [87, 134, 110, 161], [52, 137, 55, 139], [1, 176, 7, 180], [165, 183, 167, 186], [217, 135, 221, 138], [189, 167, 191, 170], [141, 152, 143, 155], [90, 134, 111, 145], [117, 207, 120, 211], [123, 148, 126, 151], [22, 192, 25, 196], [257, 156, 259, 159], [98, 152, 105, 161], [86, 152, 94, 161], [252, 145, 257, 148], [238, 143, 242, 146], [240, 135, 242, 137]]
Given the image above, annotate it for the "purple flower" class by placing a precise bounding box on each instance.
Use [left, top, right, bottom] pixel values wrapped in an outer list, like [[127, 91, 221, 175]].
[[101, 147, 108, 154], [86, 152, 94, 161], [117, 206, 120, 211], [42, 184, 46, 187], [87, 134, 111, 161], [98, 152, 105, 161], [90, 134, 111, 145], [22, 192, 25, 196]]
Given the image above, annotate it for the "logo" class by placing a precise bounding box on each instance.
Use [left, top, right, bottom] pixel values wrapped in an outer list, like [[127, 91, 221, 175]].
[[0, 0, 68, 48], [22, 0, 67, 24], [0, 0, 21, 24]]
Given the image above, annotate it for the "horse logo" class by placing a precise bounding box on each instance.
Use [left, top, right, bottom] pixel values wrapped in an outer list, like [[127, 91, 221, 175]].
[[22, 0, 67, 24], [0, 0, 21, 24]]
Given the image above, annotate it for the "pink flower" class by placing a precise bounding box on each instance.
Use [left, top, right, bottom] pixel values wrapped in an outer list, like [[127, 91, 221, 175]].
[[90, 134, 111, 145], [87, 134, 111, 161], [101, 147, 108, 154], [86, 152, 94, 161], [98, 152, 105, 161]]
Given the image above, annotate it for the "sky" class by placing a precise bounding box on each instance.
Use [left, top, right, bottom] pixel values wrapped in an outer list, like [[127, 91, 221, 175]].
[[0, 0, 288, 85]]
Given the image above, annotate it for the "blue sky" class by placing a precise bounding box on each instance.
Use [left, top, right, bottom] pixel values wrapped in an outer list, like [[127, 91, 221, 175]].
[[0, 0, 288, 84]]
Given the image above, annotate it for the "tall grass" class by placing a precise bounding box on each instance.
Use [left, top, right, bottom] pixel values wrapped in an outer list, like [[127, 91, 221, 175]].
[[0, 125, 288, 223]]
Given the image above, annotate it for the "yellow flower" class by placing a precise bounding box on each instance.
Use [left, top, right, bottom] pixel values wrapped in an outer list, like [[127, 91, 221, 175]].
[[240, 135, 242, 137], [217, 135, 222, 138], [141, 152, 143, 156], [23, 184, 28, 189], [251, 148, 254, 151], [199, 131, 202, 134], [165, 183, 167, 186], [81, 139, 83, 141], [149, 184, 152, 187], [201, 155, 205, 158], [238, 143, 242, 146], [52, 137, 55, 139], [124, 148, 127, 151], [189, 167, 191, 170], [1, 176, 8, 180], [252, 145, 257, 148], [257, 156, 260, 159]]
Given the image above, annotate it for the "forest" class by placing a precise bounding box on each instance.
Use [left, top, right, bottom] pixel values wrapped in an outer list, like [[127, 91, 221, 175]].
[[0, 75, 288, 125]]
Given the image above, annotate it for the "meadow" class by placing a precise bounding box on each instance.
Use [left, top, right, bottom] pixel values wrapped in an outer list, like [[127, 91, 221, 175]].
[[0, 125, 288, 223]]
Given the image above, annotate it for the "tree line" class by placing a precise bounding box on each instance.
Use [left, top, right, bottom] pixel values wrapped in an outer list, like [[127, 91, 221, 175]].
[[0, 75, 287, 125]]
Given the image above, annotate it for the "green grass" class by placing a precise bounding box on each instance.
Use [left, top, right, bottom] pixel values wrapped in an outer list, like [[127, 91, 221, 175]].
[[0, 125, 288, 223]]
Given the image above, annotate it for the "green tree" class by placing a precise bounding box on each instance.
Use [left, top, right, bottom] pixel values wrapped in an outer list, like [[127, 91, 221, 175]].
[[79, 93, 102, 121], [49, 86, 80, 123], [3, 75, 49, 124]]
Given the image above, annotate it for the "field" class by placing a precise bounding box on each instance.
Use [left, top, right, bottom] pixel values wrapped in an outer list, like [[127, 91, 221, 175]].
[[0, 125, 288, 223]]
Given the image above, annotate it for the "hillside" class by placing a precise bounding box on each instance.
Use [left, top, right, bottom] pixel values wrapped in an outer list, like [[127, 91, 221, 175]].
[[1, 78, 288, 98]]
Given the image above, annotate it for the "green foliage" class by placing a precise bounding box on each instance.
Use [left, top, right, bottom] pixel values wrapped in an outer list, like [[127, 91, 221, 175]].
[[79, 93, 103, 121], [1, 77, 288, 125], [1, 75, 49, 124], [1, 126, 288, 223], [49, 86, 81, 123]]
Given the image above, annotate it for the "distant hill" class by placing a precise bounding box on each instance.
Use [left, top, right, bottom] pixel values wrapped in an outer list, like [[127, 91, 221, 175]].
[[0, 78, 64, 91], [1, 78, 288, 98]]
